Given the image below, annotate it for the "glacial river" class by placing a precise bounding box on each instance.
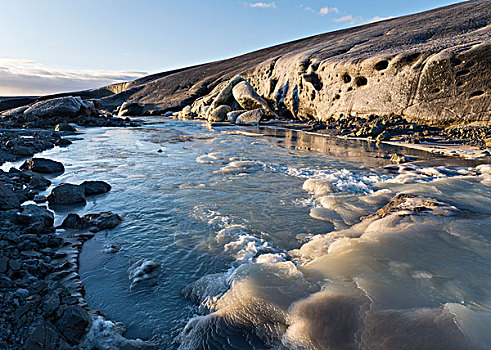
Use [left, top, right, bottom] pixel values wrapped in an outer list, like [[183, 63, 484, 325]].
[[9, 119, 491, 349]]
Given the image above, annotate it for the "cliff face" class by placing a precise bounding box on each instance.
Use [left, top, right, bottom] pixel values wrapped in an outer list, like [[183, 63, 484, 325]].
[[102, 0, 491, 127]]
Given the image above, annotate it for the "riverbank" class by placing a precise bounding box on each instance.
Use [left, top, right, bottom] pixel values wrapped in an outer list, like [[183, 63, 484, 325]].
[[0, 98, 154, 349]]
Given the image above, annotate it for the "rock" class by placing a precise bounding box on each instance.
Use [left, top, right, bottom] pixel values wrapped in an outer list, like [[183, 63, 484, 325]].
[[21, 97, 85, 119], [80, 180, 111, 196], [232, 81, 273, 114], [54, 123, 77, 132], [29, 173, 52, 189], [56, 305, 90, 345], [18, 204, 54, 228], [8, 259, 21, 272], [83, 212, 123, 232], [376, 130, 392, 141], [118, 102, 143, 117], [368, 193, 459, 218], [33, 194, 47, 203], [47, 184, 86, 205], [24, 318, 59, 350], [20, 158, 65, 174], [179, 105, 194, 120], [60, 213, 89, 230], [0, 256, 8, 273], [390, 153, 409, 164], [208, 105, 232, 122], [485, 138, 491, 147], [227, 110, 246, 122], [10, 145, 35, 156], [0, 183, 21, 210], [43, 293, 61, 316], [127, 259, 161, 290], [210, 75, 245, 109], [61, 211, 122, 232], [235, 108, 265, 126]]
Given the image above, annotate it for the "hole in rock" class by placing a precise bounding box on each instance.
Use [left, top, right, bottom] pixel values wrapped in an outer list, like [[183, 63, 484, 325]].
[[456, 81, 465, 87], [432, 88, 441, 94], [465, 61, 475, 68], [456, 69, 470, 77], [342, 74, 352, 83], [356, 77, 368, 87], [334, 94, 341, 100], [375, 60, 389, 71], [470, 90, 484, 98]]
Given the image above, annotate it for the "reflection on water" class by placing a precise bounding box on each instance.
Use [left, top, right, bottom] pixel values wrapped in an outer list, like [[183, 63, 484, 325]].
[[8, 119, 489, 349]]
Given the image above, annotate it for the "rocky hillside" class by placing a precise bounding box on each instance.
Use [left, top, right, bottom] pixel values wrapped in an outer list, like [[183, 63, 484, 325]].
[[97, 0, 490, 127]]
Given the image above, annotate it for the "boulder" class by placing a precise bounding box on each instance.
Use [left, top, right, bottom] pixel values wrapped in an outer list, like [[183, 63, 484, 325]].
[[54, 123, 77, 132], [22, 97, 85, 118], [18, 204, 54, 228], [60, 213, 89, 230], [210, 75, 245, 109], [20, 158, 65, 174], [47, 184, 86, 205], [227, 110, 246, 123], [235, 109, 265, 126], [0, 184, 21, 210], [117, 102, 143, 117], [83, 212, 122, 232], [178, 105, 194, 120], [80, 180, 111, 196], [208, 105, 232, 122], [24, 318, 60, 350], [60, 211, 122, 232], [232, 81, 274, 114], [56, 305, 90, 345]]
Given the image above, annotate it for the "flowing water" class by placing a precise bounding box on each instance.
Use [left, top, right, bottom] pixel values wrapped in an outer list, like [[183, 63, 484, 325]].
[[5, 119, 491, 349]]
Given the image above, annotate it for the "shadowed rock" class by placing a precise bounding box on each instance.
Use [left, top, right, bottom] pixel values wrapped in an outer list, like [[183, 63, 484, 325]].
[[80, 180, 111, 196], [48, 184, 86, 205], [20, 158, 65, 174]]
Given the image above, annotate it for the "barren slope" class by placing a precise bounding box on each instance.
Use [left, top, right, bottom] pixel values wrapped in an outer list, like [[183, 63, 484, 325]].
[[101, 1, 491, 125]]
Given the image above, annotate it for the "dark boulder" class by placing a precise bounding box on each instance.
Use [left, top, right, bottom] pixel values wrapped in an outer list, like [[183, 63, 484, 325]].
[[80, 180, 111, 196], [0, 183, 21, 210], [60, 211, 122, 232], [47, 184, 86, 205], [18, 204, 54, 228], [55, 305, 90, 345], [20, 158, 65, 174]]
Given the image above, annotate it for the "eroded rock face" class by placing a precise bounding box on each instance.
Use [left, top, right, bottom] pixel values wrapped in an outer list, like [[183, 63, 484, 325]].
[[101, 1, 491, 127]]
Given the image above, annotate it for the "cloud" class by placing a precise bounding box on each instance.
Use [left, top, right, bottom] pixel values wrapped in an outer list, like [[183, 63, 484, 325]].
[[0, 58, 146, 96], [334, 15, 394, 25], [300, 4, 339, 16], [249, 2, 276, 8], [319, 7, 339, 15]]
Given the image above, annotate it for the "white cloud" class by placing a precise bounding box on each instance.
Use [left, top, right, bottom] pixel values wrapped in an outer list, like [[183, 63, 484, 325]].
[[0, 58, 146, 96], [249, 2, 276, 8], [319, 7, 339, 15], [334, 15, 394, 25]]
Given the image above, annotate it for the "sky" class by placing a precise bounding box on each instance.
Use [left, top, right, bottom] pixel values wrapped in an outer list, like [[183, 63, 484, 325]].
[[0, 0, 464, 96]]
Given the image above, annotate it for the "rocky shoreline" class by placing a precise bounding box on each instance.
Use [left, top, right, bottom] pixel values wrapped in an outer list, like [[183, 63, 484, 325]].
[[160, 74, 490, 161], [0, 97, 153, 349]]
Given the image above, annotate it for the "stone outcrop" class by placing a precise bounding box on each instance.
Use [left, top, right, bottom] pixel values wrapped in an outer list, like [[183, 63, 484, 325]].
[[0, 96, 137, 130], [96, 1, 490, 127]]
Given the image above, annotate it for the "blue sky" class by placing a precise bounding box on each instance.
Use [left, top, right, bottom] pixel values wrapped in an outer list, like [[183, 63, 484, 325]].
[[0, 0, 463, 95]]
